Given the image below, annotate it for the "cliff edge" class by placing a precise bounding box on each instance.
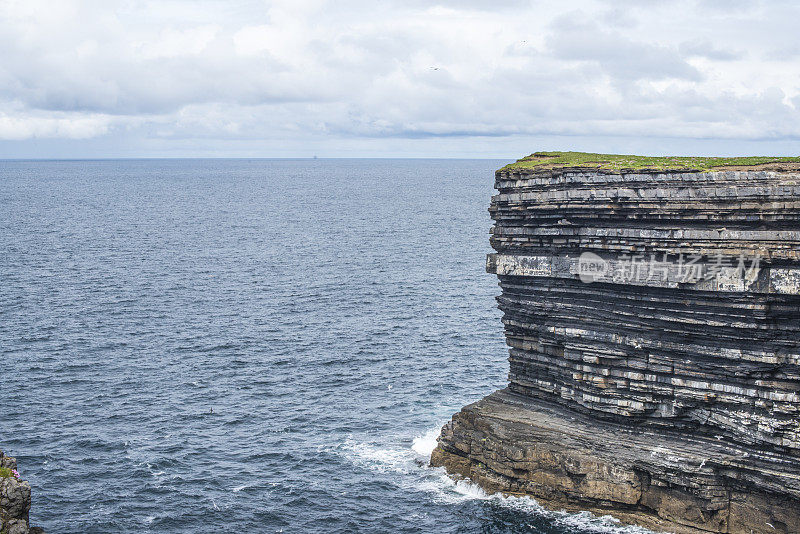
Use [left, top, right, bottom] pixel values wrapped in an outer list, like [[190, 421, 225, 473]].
[[431, 152, 800, 534], [1, 451, 44, 534]]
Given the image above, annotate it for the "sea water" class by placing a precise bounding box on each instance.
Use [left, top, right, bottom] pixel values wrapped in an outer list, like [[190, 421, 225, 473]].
[[0, 159, 654, 533]]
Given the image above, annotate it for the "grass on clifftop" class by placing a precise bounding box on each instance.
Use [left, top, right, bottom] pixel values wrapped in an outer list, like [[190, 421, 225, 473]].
[[500, 151, 800, 173], [0, 467, 17, 479]]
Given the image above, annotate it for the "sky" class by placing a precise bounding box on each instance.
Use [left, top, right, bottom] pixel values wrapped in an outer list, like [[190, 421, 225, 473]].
[[1, 0, 800, 159]]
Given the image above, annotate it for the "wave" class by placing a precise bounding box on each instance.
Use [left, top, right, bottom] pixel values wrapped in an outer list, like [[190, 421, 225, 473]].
[[410, 426, 440, 457], [341, 423, 660, 534]]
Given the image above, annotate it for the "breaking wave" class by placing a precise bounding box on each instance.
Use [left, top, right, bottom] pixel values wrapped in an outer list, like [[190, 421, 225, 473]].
[[341, 424, 660, 534]]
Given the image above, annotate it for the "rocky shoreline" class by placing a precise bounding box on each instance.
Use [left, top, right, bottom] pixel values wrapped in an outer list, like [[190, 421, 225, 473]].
[[432, 154, 800, 534], [1, 451, 44, 534]]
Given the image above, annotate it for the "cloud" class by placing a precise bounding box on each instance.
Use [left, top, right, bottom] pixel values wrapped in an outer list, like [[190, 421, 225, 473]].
[[134, 25, 220, 59], [546, 16, 703, 82], [766, 46, 800, 61], [0, 0, 799, 157], [0, 109, 112, 140], [679, 39, 744, 61]]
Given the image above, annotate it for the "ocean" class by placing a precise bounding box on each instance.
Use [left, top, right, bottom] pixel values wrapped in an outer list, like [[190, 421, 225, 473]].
[[0, 159, 653, 533]]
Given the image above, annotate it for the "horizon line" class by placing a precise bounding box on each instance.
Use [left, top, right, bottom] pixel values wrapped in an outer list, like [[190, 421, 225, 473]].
[[0, 156, 515, 161]]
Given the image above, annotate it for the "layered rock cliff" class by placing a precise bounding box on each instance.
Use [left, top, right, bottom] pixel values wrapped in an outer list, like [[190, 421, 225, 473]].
[[1, 451, 44, 534], [431, 152, 800, 534]]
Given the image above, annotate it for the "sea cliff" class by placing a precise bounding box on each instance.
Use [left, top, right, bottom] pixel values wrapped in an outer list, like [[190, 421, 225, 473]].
[[431, 152, 800, 534], [0, 451, 44, 534]]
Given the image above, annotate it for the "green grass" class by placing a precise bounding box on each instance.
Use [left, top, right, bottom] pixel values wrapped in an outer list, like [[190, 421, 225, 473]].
[[0, 467, 15, 479], [500, 151, 800, 173]]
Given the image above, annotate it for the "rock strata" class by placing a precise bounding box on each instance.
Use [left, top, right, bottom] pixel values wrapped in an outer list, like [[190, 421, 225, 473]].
[[432, 154, 800, 534], [0, 451, 44, 534]]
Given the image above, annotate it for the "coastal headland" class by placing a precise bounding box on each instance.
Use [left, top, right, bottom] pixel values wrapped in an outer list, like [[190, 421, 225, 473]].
[[432, 152, 800, 534]]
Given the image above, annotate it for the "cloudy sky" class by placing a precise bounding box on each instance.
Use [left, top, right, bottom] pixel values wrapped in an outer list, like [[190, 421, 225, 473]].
[[1, 0, 800, 158]]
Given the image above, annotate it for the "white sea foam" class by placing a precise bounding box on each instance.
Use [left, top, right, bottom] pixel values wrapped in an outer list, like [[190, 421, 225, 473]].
[[341, 439, 411, 474], [411, 426, 440, 458], [430, 474, 658, 533], [340, 423, 661, 534]]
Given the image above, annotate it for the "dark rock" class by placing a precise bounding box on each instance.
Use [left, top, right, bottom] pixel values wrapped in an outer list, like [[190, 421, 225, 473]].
[[0, 479, 31, 524], [0, 451, 44, 534], [432, 162, 800, 534], [5, 519, 30, 534]]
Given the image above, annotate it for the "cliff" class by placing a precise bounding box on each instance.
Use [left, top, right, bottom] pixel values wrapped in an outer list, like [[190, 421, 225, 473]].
[[431, 152, 800, 534], [1, 451, 44, 534]]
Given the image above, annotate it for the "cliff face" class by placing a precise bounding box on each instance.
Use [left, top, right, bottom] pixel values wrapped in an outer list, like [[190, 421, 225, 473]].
[[431, 155, 800, 534], [0, 451, 44, 534]]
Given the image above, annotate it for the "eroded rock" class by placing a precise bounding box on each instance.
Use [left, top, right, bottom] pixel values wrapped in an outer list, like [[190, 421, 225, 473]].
[[433, 162, 800, 534], [0, 451, 44, 534]]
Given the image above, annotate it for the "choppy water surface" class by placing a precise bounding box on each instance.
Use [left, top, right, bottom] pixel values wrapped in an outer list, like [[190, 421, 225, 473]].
[[1, 159, 653, 533]]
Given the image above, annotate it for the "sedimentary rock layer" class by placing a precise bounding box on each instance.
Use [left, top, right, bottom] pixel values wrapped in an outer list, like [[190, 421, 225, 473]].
[[432, 161, 800, 534]]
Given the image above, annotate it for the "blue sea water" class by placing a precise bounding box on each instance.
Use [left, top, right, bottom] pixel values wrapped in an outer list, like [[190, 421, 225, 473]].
[[0, 159, 653, 533]]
